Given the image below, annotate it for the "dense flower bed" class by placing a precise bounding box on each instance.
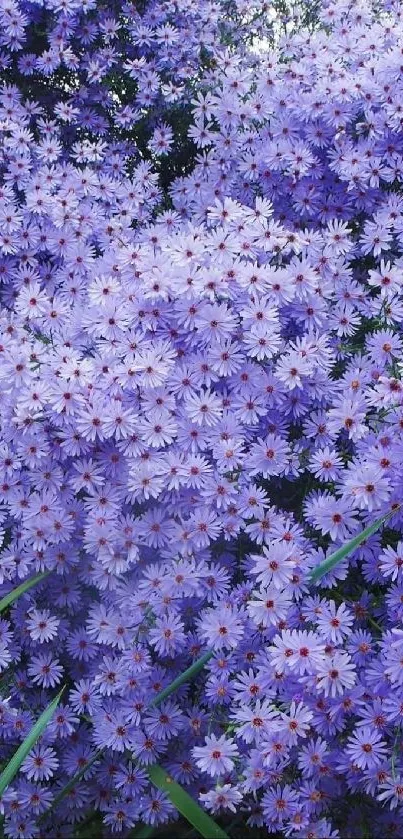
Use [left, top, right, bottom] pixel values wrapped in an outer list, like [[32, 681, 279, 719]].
[[0, 0, 403, 836]]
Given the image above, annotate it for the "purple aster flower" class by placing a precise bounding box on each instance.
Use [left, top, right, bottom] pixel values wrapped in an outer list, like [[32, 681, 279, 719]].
[[297, 737, 329, 777], [144, 701, 185, 742], [21, 746, 58, 782], [315, 651, 357, 698], [139, 789, 175, 826], [130, 730, 166, 766], [114, 761, 148, 794], [193, 734, 239, 777], [345, 726, 388, 769], [199, 784, 243, 813], [231, 699, 278, 744], [149, 612, 185, 657], [315, 601, 354, 644], [103, 799, 140, 832], [27, 654, 63, 688], [377, 778, 403, 809], [262, 783, 300, 825], [198, 605, 244, 650], [278, 701, 313, 745]]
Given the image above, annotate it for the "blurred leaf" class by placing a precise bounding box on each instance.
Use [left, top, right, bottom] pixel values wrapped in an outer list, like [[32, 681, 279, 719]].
[[130, 826, 155, 838]]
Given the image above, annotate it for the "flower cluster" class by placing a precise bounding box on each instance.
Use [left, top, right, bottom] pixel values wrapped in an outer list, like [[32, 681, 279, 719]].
[[0, 0, 403, 837]]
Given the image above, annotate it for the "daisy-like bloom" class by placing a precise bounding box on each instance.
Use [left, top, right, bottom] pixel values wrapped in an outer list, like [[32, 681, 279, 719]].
[[149, 612, 185, 657], [286, 629, 326, 675], [345, 727, 388, 769], [94, 710, 135, 753], [341, 464, 391, 511], [130, 730, 166, 767], [275, 351, 313, 390], [19, 783, 54, 815], [27, 653, 63, 688], [139, 789, 175, 826], [114, 761, 148, 795], [198, 605, 244, 650], [261, 784, 300, 825], [315, 601, 354, 644], [76, 400, 108, 442], [304, 491, 358, 541], [248, 434, 289, 478], [184, 389, 223, 426], [379, 543, 403, 581], [249, 542, 296, 589], [103, 800, 140, 833], [144, 701, 185, 742], [368, 260, 402, 297], [193, 734, 239, 777], [377, 778, 403, 809], [69, 679, 101, 715], [14, 281, 49, 320], [315, 651, 356, 698], [309, 446, 343, 481], [297, 737, 329, 777], [243, 322, 281, 360], [25, 609, 60, 643], [230, 700, 278, 744], [199, 784, 243, 813], [21, 746, 59, 782], [248, 587, 292, 628], [49, 704, 78, 739], [278, 701, 313, 745]]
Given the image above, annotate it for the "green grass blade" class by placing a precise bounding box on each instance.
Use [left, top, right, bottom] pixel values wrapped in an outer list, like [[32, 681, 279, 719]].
[[43, 649, 214, 816], [0, 686, 64, 797], [41, 748, 102, 817], [0, 571, 51, 614], [147, 765, 228, 839], [148, 650, 213, 708], [309, 510, 394, 583]]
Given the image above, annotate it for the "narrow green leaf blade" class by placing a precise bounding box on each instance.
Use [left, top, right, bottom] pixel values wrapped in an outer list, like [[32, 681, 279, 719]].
[[0, 686, 64, 797], [42, 748, 102, 817], [0, 571, 51, 614], [149, 650, 213, 708], [46, 649, 214, 815], [147, 764, 228, 839], [309, 510, 393, 583]]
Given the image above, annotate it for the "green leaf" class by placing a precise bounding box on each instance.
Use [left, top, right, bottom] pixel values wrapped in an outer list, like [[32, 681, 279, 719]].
[[148, 650, 213, 707], [0, 571, 51, 614], [309, 510, 395, 583], [0, 686, 64, 797], [41, 748, 102, 817], [147, 764, 228, 839], [44, 649, 214, 818]]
